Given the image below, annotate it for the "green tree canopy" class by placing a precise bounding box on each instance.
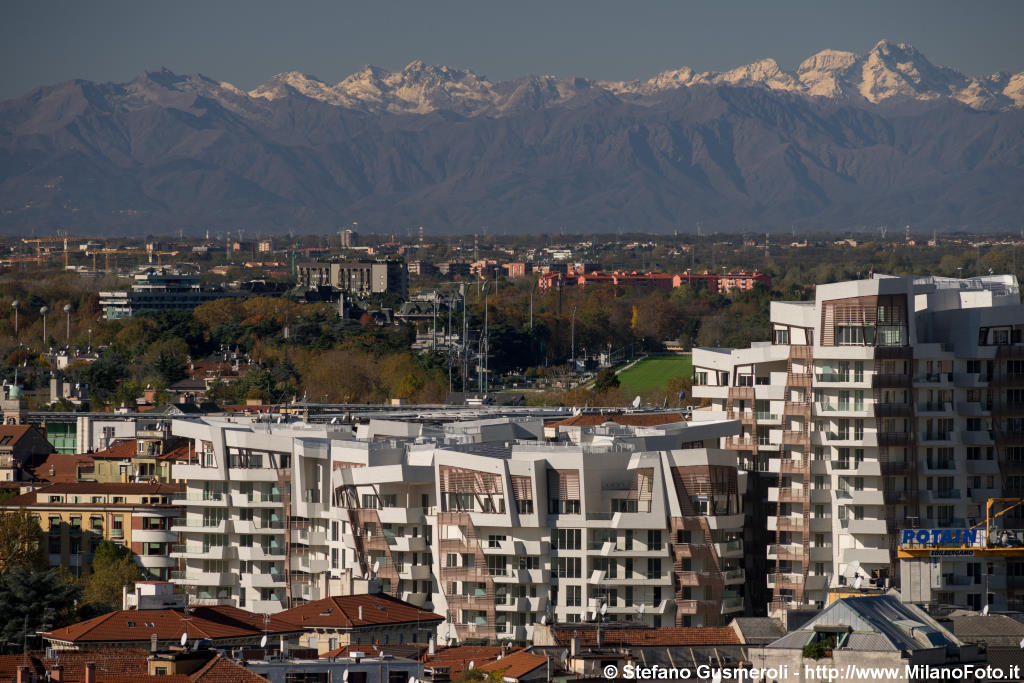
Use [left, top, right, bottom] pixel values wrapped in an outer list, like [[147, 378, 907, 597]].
[[81, 540, 143, 609], [0, 567, 82, 648], [0, 508, 46, 573]]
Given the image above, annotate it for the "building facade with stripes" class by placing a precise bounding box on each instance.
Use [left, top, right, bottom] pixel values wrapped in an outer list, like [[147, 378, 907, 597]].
[[692, 274, 1024, 615], [169, 416, 749, 640]]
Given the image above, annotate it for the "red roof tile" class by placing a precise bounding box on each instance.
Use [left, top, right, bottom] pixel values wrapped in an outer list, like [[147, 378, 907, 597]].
[[43, 606, 300, 644], [476, 650, 547, 680], [89, 439, 138, 460], [277, 594, 443, 629], [27, 452, 94, 483], [422, 645, 506, 677], [550, 626, 740, 647]]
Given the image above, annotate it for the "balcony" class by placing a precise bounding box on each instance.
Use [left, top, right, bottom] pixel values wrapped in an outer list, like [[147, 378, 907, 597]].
[[914, 373, 953, 385], [962, 431, 994, 446], [170, 518, 231, 534], [248, 572, 287, 588], [920, 431, 957, 444], [237, 544, 285, 561], [713, 540, 743, 558], [170, 571, 238, 586], [966, 459, 1000, 474], [250, 599, 285, 614], [925, 489, 961, 502], [231, 492, 283, 506], [721, 596, 744, 614], [171, 492, 227, 506], [842, 519, 888, 535], [877, 432, 913, 448], [171, 543, 237, 560], [768, 544, 804, 562], [917, 401, 952, 414], [814, 373, 851, 384], [722, 568, 745, 584], [874, 403, 913, 418]]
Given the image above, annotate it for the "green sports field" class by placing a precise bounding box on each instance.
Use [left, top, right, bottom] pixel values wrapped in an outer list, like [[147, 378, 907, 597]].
[[616, 354, 692, 392]]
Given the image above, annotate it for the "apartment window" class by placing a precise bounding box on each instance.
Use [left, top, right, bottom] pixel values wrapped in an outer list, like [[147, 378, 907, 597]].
[[854, 362, 864, 382], [854, 420, 864, 440], [519, 556, 539, 570], [549, 499, 580, 515], [111, 516, 124, 539], [517, 499, 534, 514], [361, 494, 380, 509], [555, 529, 582, 550], [774, 328, 790, 345], [565, 585, 582, 607], [556, 557, 581, 578], [853, 506, 865, 521], [647, 530, 662, 549], [487, 535, 506, 549], [446, 553, 459, 568]]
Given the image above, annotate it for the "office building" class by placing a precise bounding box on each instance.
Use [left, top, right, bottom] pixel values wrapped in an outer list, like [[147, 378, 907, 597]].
[[98, 267, 242, 320], [296, 260, 408, 299]]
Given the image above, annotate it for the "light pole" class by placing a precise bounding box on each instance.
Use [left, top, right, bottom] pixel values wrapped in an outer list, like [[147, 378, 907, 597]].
[[11, 300, 19, 337], [40, 306, 49, 347], [64, 304, 72, 341], [571, 305, 578, 371]]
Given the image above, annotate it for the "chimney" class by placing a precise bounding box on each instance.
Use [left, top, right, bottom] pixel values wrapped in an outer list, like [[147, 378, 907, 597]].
[[16, 666, 29, 683], [570, 631, 580, 657], [358, 605, 364, 621], [50, 665, 63, 682], [151, 634, 159, 652], [85, 663, 97, 683], [428, 636, 436, 656]]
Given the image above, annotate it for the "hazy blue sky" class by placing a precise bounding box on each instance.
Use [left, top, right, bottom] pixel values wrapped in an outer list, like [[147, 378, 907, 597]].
[[3, 0, 1023, 99]]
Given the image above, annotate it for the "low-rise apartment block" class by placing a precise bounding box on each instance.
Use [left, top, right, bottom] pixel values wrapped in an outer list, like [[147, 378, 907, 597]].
[[0, 481, 181, 579]]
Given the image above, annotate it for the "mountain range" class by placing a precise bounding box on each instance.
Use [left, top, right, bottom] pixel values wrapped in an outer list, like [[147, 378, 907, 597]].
[[1, 40, 1023, 235]]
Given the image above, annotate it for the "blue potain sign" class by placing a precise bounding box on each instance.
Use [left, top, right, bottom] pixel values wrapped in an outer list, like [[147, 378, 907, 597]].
[[900, 528, 978, 546]]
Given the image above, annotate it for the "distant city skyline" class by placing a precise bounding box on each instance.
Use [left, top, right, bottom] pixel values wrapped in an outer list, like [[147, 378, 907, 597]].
[[2, 0, 1024, 100]]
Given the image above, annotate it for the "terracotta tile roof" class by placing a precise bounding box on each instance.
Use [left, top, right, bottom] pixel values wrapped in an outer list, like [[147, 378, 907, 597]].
[[26, 452, 95, 483], [190, 654, 269, 683], [159, 443, 194, 462], [89, 438, 138, 459], [277, 593, 443, 629], [549, 626, 740, 647], [0, 649, 270, 683], [476, 650, 547, 679], [422, 645, 505, 677], [43, 606, 300, 644], [18, 481, 183, 496], [0, 424, 35, 444], [546, 412, 685, 428], [0, 648, 152, 683]]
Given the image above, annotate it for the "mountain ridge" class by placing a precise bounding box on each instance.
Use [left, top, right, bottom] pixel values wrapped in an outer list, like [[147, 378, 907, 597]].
[[1, 41, 1023, 234]]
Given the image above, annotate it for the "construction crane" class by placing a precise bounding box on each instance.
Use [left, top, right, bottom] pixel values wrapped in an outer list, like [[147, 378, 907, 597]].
[[898, 498, 1024, 558]]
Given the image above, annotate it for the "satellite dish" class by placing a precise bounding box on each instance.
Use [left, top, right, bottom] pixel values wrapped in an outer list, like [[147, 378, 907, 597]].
[[712, 670, 723, 683], [331, 417, 339, 424], [1018, 636, 1024, 649], [590, 610, 598, 621], [180, 632, 188, 647], [854, 576, 863, 590], [469, 661, 475, 670], [343, 669, 350, 682], [540, 614, 548, 625], [497, 654, 502, 661], [372, 560, 380, 575], [638, 604, 645, 616], [560, 650, 568, 665], [410, 678, 418, 683], [600, 603, 608, 616], [982, 605, 990, 616], [632, 395, 642, 409], [260, 635, 268, 648]]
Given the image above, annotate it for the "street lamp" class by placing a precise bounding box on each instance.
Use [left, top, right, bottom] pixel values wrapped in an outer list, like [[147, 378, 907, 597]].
[[11, 300, 19, 337], [39, 306, 49, 346], [63, 304, 72, 341], [571, 305, 578, 370]]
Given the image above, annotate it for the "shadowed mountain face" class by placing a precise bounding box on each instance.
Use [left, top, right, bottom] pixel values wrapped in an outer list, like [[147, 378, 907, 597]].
[[2, 42, 1023, 235]]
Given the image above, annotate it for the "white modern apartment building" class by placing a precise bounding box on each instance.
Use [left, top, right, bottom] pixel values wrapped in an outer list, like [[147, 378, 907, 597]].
[[692, 273, 1024, 614], [169, 414, 748, 639]]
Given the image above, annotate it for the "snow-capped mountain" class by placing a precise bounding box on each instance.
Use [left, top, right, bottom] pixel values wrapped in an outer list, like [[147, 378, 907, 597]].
[[2, 39, 1023, 235], [245, 40, 1024, 114]]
